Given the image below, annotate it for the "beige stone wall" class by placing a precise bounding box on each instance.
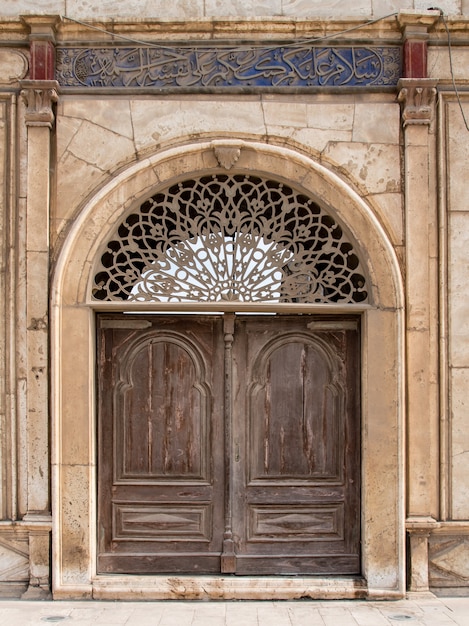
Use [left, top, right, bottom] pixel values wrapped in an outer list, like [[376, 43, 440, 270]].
[[0, 38, 53, 598], [447, 100, 469, 521], [48, 13, 406, 594], [0, 5, 469, 598], [51, 139, 404, 599], [55, 94, 402, 251], [423, 96, 469, 591], [0, 96, 7, 521], [0, 61, 30, 597], [0, 1, 465, 19]]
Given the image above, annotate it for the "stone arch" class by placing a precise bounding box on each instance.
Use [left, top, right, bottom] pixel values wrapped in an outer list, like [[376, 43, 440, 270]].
[[51, 139, 404, 599]]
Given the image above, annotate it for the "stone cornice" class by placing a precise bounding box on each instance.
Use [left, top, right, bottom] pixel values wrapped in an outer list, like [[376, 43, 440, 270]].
[[56, 16, 402, 41], [2, 14, 469, 43], [398, 9, 442, 33]]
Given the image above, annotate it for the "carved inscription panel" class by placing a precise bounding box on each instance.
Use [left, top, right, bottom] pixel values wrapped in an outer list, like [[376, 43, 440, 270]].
[[57, 45, 401, 89]]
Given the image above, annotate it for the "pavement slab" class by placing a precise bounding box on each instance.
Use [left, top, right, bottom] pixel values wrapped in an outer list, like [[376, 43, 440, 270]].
[[0, 595, 468, 626]]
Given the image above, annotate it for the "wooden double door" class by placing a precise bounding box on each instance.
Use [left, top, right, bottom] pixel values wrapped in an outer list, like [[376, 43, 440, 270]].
[[97, 313, 360, 575]]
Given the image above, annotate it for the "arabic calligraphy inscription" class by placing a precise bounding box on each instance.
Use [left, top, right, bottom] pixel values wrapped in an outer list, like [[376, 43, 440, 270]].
[[57, 45, 401, 89]]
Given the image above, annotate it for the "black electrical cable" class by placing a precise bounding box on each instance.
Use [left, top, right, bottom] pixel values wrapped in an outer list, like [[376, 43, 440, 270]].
[[60, 12, 399, 52], [429, 6, 469, 131]]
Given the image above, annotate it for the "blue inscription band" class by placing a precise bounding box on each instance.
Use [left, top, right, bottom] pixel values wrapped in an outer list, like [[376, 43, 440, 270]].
[[56, 45, 402, 89]]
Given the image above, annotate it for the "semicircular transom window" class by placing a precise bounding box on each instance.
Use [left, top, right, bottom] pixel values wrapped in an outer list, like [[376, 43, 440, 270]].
[[92, 174, 368, 304]]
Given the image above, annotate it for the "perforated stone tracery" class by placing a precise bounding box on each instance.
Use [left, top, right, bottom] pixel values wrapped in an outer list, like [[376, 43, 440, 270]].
[[92, 174, 368, 304]]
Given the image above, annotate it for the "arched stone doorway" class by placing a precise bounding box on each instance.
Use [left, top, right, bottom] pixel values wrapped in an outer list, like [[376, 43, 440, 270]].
[[93, 172, 365, 576], [51, 140, 404, 599]]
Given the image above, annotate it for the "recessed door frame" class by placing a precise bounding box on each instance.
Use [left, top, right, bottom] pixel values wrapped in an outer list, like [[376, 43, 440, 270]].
[[96, 312, 361, 577], [51, 140, 405, 599]]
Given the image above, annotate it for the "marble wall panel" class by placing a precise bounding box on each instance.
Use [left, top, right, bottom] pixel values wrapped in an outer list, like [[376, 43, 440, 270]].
[[446, 102, 469, 215], [55, 95, 402, 261], [0, 99, 6, 520], [414, 0, 460, 14], [306, 101, 355, 131], [352, 103, 400, 144], [368, 192, 403, 247], [445, 96, 469, 535], [285, 128, 352, 154], [0, 1, 66, 18], [66, 120, 136, 173], [262, 100, 308, 129], [429, 535, 469, 588], [322, 141, 401, 194], [450, 367, 469, 519], [0, 531, 29, 583], [2, 0, 466, 19], [372, 0, 413, 13], [0, 50, 27, 85], [56, 98, 137, 228], [205, 0, 282, 16], [61, 99, 133, 139], [130, 99, 186, 156], [448, 212, 469, 367], [361, 307, 402, 592], [275, 100, 355, 152], [281, 0, 371, 17], [59, 307, 93, 466], [55, 151, 106, 228], [63, 0, 203, 20], [263, 98, 354, 150], [179, 98, 267, 138], [59, 465, 93, 587], [428, 49, 469, 83]]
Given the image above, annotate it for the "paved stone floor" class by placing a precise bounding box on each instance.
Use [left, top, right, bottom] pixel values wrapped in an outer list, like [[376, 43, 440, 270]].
[[0, 595, 468, 626]]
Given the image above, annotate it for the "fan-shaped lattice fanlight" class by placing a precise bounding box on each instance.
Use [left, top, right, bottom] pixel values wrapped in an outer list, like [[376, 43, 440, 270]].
[[92, 174, 368, 304]]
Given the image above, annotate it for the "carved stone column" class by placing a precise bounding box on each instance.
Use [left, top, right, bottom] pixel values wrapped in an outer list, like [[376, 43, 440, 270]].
[[19, 78, 58, 598], [398, 25, 440, 595], [18, 15, 60, 599], [399, 77, 439, 537]]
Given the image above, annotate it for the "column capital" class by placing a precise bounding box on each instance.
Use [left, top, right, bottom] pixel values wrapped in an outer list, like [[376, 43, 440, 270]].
[[397, 78, 438, 127], [406, 516, 439, 533], [20, 80, 59, 128]]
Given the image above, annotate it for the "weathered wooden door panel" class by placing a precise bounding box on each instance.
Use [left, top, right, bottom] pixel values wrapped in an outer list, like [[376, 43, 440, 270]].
[[231, 316, 360, 575], [117, 340, 207, 479], [97, 315, 225, 574], [97, 313, 360, 576], [248, 340, 342, 480]]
